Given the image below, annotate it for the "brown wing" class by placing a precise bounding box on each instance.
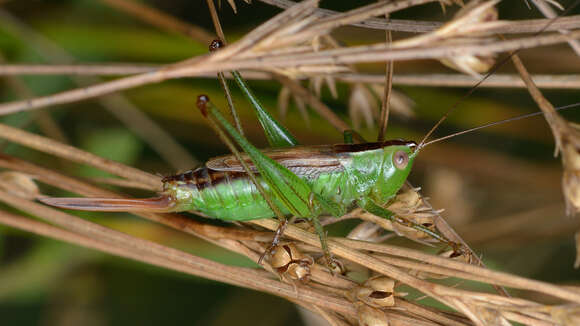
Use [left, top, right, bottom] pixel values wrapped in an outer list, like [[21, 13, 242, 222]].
[[205, 145, 345, 177]]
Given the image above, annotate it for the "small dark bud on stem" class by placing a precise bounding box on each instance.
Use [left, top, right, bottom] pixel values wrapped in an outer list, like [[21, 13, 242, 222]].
[[209, 39, 224, 52], [196, 95, 210, 116]]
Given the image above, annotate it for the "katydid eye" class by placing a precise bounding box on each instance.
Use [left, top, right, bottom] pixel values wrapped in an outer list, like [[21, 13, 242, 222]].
[[393, 151, 409, 170]]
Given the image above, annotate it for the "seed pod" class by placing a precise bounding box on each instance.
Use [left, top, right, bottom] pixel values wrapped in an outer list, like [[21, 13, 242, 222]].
[[286, 261, 312, 283], [270, 243, 313, 283], [354, 276, 395, 308], [318, 256, 346, 275], [270, 243, 299, 268]]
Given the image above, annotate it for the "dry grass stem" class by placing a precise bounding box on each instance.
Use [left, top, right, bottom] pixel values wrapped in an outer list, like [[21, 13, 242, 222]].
[[510, 51, 580, 216], [0, 123, 159, 189], [3, 64, 580, 90], [0, 63, 157, 75], [531, 0, 580, 56], [0, 209, 356, 316], [260, 0, 580, 34], [377, 29, 394, 142], [1, 1, 580, 325]]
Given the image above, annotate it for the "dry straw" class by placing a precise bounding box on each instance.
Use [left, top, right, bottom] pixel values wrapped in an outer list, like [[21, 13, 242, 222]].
[[0, 0, 579, 325]]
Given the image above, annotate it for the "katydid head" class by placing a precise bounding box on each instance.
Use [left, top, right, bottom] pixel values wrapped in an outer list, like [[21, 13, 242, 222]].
[[373, 141, 417, 200]]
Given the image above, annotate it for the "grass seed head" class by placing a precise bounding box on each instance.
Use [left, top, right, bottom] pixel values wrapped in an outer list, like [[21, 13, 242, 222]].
[[0, 171, 39, 200]]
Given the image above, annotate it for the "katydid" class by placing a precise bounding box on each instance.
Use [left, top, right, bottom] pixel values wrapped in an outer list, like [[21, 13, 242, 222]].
[[39, 62, 448, 264], [40, 94, 426, 264], [40, 34, 460, 266]]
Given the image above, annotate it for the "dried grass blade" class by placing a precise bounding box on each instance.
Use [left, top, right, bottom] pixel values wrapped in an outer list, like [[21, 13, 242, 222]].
[[0, 191, 357, 315], [259, 0, 580, 34], [0, 123, 159, 189]]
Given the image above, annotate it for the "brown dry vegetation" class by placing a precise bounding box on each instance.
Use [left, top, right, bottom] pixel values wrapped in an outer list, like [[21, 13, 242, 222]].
[[0, 0, 580, 325]]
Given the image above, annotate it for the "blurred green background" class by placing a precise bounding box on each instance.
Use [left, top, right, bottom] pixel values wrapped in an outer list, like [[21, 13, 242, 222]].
[[0, 0, 580, 325]]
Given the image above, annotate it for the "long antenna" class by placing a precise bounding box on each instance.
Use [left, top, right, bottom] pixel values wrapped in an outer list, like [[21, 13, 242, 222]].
[[421, 102, 580, 148], [417, 0, 580, 150]]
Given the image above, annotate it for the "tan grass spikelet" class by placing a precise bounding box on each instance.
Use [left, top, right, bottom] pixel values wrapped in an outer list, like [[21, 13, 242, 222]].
[[277, 86, 310, 125], [369, 84, 414, 119], [349, 83, 378, 129], [225, 0, 251, 14], [436, 0, 501, 77], [0, 171, 39, 200], [348, 83, 414, 129], [439, 43, 496, 77], [309, 75, 338, 99], [393, 0, 505, 77]]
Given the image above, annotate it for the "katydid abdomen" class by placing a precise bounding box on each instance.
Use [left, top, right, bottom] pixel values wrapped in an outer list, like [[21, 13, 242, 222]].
[[40, 141, 416, 221]]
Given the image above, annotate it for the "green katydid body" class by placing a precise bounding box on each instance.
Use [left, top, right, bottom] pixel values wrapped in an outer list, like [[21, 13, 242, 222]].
[[163, 141, 416, 221], [39, 94, 449, 262], [41, 141, 416, 221]]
